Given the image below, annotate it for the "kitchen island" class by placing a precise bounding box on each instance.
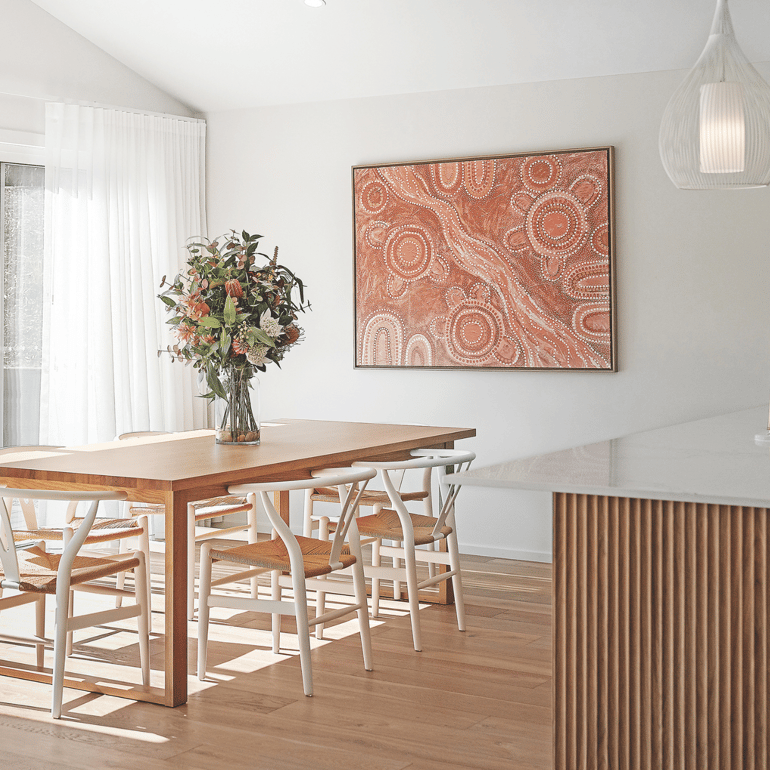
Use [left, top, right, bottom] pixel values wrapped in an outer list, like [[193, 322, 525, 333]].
[[449, 406, 769, 770]]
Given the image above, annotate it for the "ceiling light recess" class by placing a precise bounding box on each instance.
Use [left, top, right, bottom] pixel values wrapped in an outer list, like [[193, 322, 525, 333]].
[[659, 0, 770, 189], [304, 0, 326, 7]]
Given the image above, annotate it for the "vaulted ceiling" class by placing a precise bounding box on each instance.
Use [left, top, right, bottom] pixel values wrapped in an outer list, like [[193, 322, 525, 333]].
[[29, 0, 770, 113]]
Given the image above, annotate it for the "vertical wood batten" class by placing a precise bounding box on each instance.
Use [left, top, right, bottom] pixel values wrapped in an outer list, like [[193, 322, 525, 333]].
[[553, 493, 567, 770], [553, 493, 769, 770], [596, 495, 608, 770]]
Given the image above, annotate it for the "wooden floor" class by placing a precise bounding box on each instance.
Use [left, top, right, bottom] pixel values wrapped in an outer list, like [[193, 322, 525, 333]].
[[0, 550, 552, 770]]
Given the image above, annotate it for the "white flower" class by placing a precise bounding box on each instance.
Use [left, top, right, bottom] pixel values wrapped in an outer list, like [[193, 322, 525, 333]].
[[246, 344, 268, 366], [260, 309, 283, 339]]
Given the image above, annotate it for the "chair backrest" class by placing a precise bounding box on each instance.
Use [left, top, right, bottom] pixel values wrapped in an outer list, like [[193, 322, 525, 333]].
[[0, 489, 128, 587], [229, 467, 377, 570], [353, 448, 475, 538]]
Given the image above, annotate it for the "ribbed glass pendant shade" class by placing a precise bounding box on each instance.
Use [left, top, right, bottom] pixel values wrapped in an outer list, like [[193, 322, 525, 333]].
[[659, 0, 770, 189]]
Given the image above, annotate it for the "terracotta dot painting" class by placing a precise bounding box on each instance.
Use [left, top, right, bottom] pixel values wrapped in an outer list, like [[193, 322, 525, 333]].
[[353, 147, 615, 370]]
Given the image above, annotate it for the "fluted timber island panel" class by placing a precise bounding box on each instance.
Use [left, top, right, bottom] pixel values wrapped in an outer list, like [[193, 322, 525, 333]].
[[554, 493, 769, 770]]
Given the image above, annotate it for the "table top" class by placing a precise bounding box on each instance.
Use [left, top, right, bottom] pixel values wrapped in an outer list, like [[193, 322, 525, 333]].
[[447, 406, 770, 507], [0, 419, 476, 493]]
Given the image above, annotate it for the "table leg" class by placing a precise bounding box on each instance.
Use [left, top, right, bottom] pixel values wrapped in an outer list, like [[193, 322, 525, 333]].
[[164, 490, 188, 706]]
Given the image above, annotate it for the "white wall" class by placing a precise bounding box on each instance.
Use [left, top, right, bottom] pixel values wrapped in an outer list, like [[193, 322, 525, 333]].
[[0, 0, 193, 141], [205, 67, 770, 561]]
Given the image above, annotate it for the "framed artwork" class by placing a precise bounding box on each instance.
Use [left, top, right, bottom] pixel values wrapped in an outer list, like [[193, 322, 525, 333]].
[[352, 147, 615, 371]]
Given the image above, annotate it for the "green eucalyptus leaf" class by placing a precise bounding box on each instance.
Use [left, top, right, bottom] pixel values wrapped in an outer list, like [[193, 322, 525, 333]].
[[249, 328, 276, 347], [220, 331, 231, 357], [197, 316, 222, 328], [224, 295, 237, 325]]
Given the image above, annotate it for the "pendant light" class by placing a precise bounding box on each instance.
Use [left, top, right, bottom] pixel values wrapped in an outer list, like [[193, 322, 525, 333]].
[[659, 0, 770, 189]]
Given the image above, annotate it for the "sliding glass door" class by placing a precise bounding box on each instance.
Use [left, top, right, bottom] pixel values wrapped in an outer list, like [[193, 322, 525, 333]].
[[1, 162, 44, 447]]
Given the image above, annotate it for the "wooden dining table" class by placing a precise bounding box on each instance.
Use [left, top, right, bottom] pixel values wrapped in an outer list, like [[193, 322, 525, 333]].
[[0, 418, 475, 707]]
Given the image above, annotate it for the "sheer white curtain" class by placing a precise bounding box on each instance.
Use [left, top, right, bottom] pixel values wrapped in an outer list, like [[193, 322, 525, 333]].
[[40, 103, 209, 445]]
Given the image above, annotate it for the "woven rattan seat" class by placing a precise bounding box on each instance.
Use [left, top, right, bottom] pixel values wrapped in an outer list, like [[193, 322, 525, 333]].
[[310, 487, 428, 506], [210, 536, 356, 579], [352, 509, 452, 546], [13, 516, 143, 546], [0, 546, 141, 594]]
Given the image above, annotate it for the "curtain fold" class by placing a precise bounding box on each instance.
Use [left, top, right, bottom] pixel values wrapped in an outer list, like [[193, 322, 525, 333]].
[[40, 104, 209, 445]]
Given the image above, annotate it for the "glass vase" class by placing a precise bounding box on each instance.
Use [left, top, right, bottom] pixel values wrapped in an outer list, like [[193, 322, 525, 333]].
[[215, 368, 260, 445]]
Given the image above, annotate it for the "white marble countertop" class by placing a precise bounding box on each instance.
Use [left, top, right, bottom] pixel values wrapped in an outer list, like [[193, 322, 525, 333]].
[[448, 406, 770, 507]]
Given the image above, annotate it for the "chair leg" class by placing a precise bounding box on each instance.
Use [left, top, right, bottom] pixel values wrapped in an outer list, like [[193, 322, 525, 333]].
[[315, 578, 327, 640], [134, 552, 151, 685], [392, 545, 402, 601], [196, 543, 213, 679], [35, 595, 46, 668], [315, 517, 330, 639], [371, 537, 381, 618], [447, 530, 466, 632], [247, 493, 259, 601], [65, 590, 74, 657], [271, 570, 281, 654], [426, 541, 437, 579], [137, 516, 153, 616], [403, 546, 422, 652], [292, 575, 313, 697], [115, 537, 127, 608], [52, 579, 73, 719], [351, 559, 373, 672], [63, 528, 75, 657]]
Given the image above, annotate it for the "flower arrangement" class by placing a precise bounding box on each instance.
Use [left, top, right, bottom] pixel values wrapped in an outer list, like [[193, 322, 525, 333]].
[[158, 230, 309, 443]]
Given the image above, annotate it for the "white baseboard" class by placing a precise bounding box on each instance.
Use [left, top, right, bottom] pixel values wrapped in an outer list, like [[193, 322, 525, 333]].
[[459, 543, 553, 563]]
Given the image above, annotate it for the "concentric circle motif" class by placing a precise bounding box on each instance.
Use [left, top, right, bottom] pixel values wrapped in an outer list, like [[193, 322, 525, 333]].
[[360, 312, 404, 366], [525, 191, 589, 259], [572, 302, 611, 344], [591, 223, 610, 256], [383, 225, 433, 281], [431, 162, 463, 196], [405, 335, 433, 367], [446, 302, 501, 364], [521, 156, 561, 193], [463, 159, 496, 199], [359, 180, 388, 214]]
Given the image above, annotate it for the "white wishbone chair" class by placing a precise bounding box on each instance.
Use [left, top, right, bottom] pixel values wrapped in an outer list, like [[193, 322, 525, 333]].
[[197, 466, 377, 697], [347, 448, 475, 652], [0, 488, 150, 718]]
